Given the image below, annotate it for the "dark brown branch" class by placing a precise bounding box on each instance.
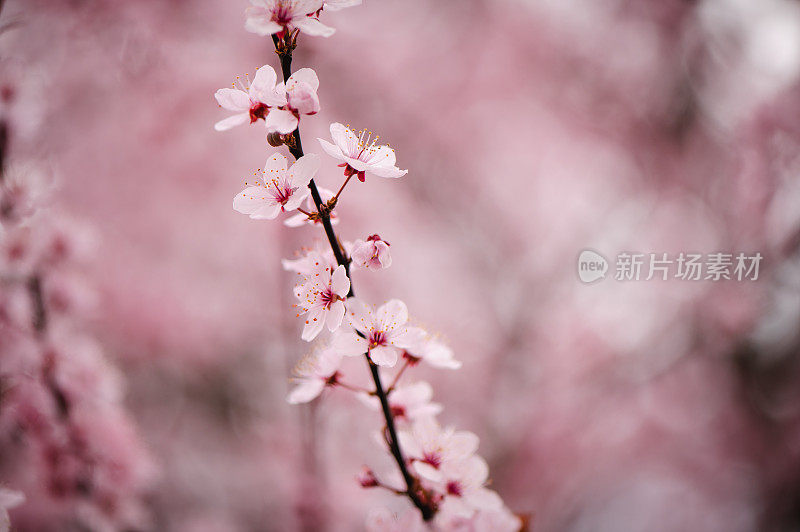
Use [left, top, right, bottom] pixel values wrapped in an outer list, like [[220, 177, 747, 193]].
[[27, 274, 47, 336], [271, 34, 434, 520]]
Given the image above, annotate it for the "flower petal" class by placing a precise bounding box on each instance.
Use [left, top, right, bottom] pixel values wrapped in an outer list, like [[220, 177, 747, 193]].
[[293, 16, 335, 37], [214, 113, 249, 131], [377, 299, 408, 332], [392, 326, 427, 349], [301, 308, 327, 341], [330, 122, 359, 155], [369, 164, 407, 178], [449, 431, 480, 460], [233, 186, 272, 216], [263, 152, 288, 176], [265, 108, 299, 134], [288, 153, 320, 188], [346, 298, 373, 333], [326, 300, 345, 331], [330, 331, 366, 357], [249, 203, 282, 220], [283, 187, 309, 212], [362, 145, 396, 166], [324, 0, 361, 11], [287, 380, 326, 404], [369, 345, 398, 367], [250, 65, 278, 98], [465, 488, 504, 511], [245, 16, 283, 36], [318, 138, 346, 161], [414, 462, 443, 483], [288, 67, 320, 92], [214, 88, 250, 111], [331, 265, 350, 296]]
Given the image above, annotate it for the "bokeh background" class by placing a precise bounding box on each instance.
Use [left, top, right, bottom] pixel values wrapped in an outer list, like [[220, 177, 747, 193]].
[[2, 0, 800, 530]]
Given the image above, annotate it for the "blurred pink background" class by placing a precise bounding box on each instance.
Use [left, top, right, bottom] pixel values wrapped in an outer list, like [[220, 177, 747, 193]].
[[3, 0, 800, 530]]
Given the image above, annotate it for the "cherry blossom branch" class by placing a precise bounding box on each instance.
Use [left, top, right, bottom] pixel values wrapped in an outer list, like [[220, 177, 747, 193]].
[[271, 36, 435, 521], [27, 274, 48, 336]]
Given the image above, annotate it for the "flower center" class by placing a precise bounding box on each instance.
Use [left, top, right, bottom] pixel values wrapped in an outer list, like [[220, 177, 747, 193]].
[[368, 330, 386, 348], [268, 178, 296, 206], [422, 452, 442, 469], [446, 481, 463, 497], [355, 128, 380, 159], [390, 404, 406, 419], [249, 102, 268, 123], [402, 351, 421, 366], [319, 287, 338, 309], [271, 1, 294, 25]]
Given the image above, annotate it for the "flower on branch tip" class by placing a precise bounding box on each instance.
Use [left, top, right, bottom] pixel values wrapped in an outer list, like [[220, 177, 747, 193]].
[[319, 123, 407, 181], [293, 254, 350, 341], [352, 234, 391, 270], [287, 346, 342, 404], [282, 240, 351, 275], [402, 335, 461, 370], [284, 187, 338, 228], [431, 457, 504, 520], [264, 68, 321, 135], [358, 381, 441, 426], [398, 418, 479, 483], [214, 65, 286, 131], [233, 153, 319, 219], [335, 299, 425, 367], [245, 0, 335, 38]]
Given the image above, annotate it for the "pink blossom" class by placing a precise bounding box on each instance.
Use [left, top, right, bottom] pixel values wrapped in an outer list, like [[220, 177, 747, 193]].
[[318, 123, 407, 181], [402, 335, 461, 370], [398, 418, 479, 482], [430, 457, 504, 521], [284, 187, 339, 227], [213, 65, 286, 131], [282, 241, 340, 274], [233, 153, 319, 219], [352, 234, 392, 270], [264, 68, 321, 134], [293, 255, 350, 341], [359, 381, 442, 425], [337, 299, 425, 366], [286, 346, 342, 404], [245, 0, 334, 38]]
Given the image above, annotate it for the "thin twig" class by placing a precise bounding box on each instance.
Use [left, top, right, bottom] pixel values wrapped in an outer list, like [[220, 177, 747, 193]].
[[386, 359, 410, 394]]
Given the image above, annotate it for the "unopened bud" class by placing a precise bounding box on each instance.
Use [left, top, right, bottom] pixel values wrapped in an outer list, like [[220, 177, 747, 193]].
[[267, 131, 284, 147], [357, 466, 379, 488]]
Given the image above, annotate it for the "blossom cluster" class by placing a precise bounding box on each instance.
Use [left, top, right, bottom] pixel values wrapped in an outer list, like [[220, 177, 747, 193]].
[[0, 117, 153, 529], [216, 1, 520, 529]]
